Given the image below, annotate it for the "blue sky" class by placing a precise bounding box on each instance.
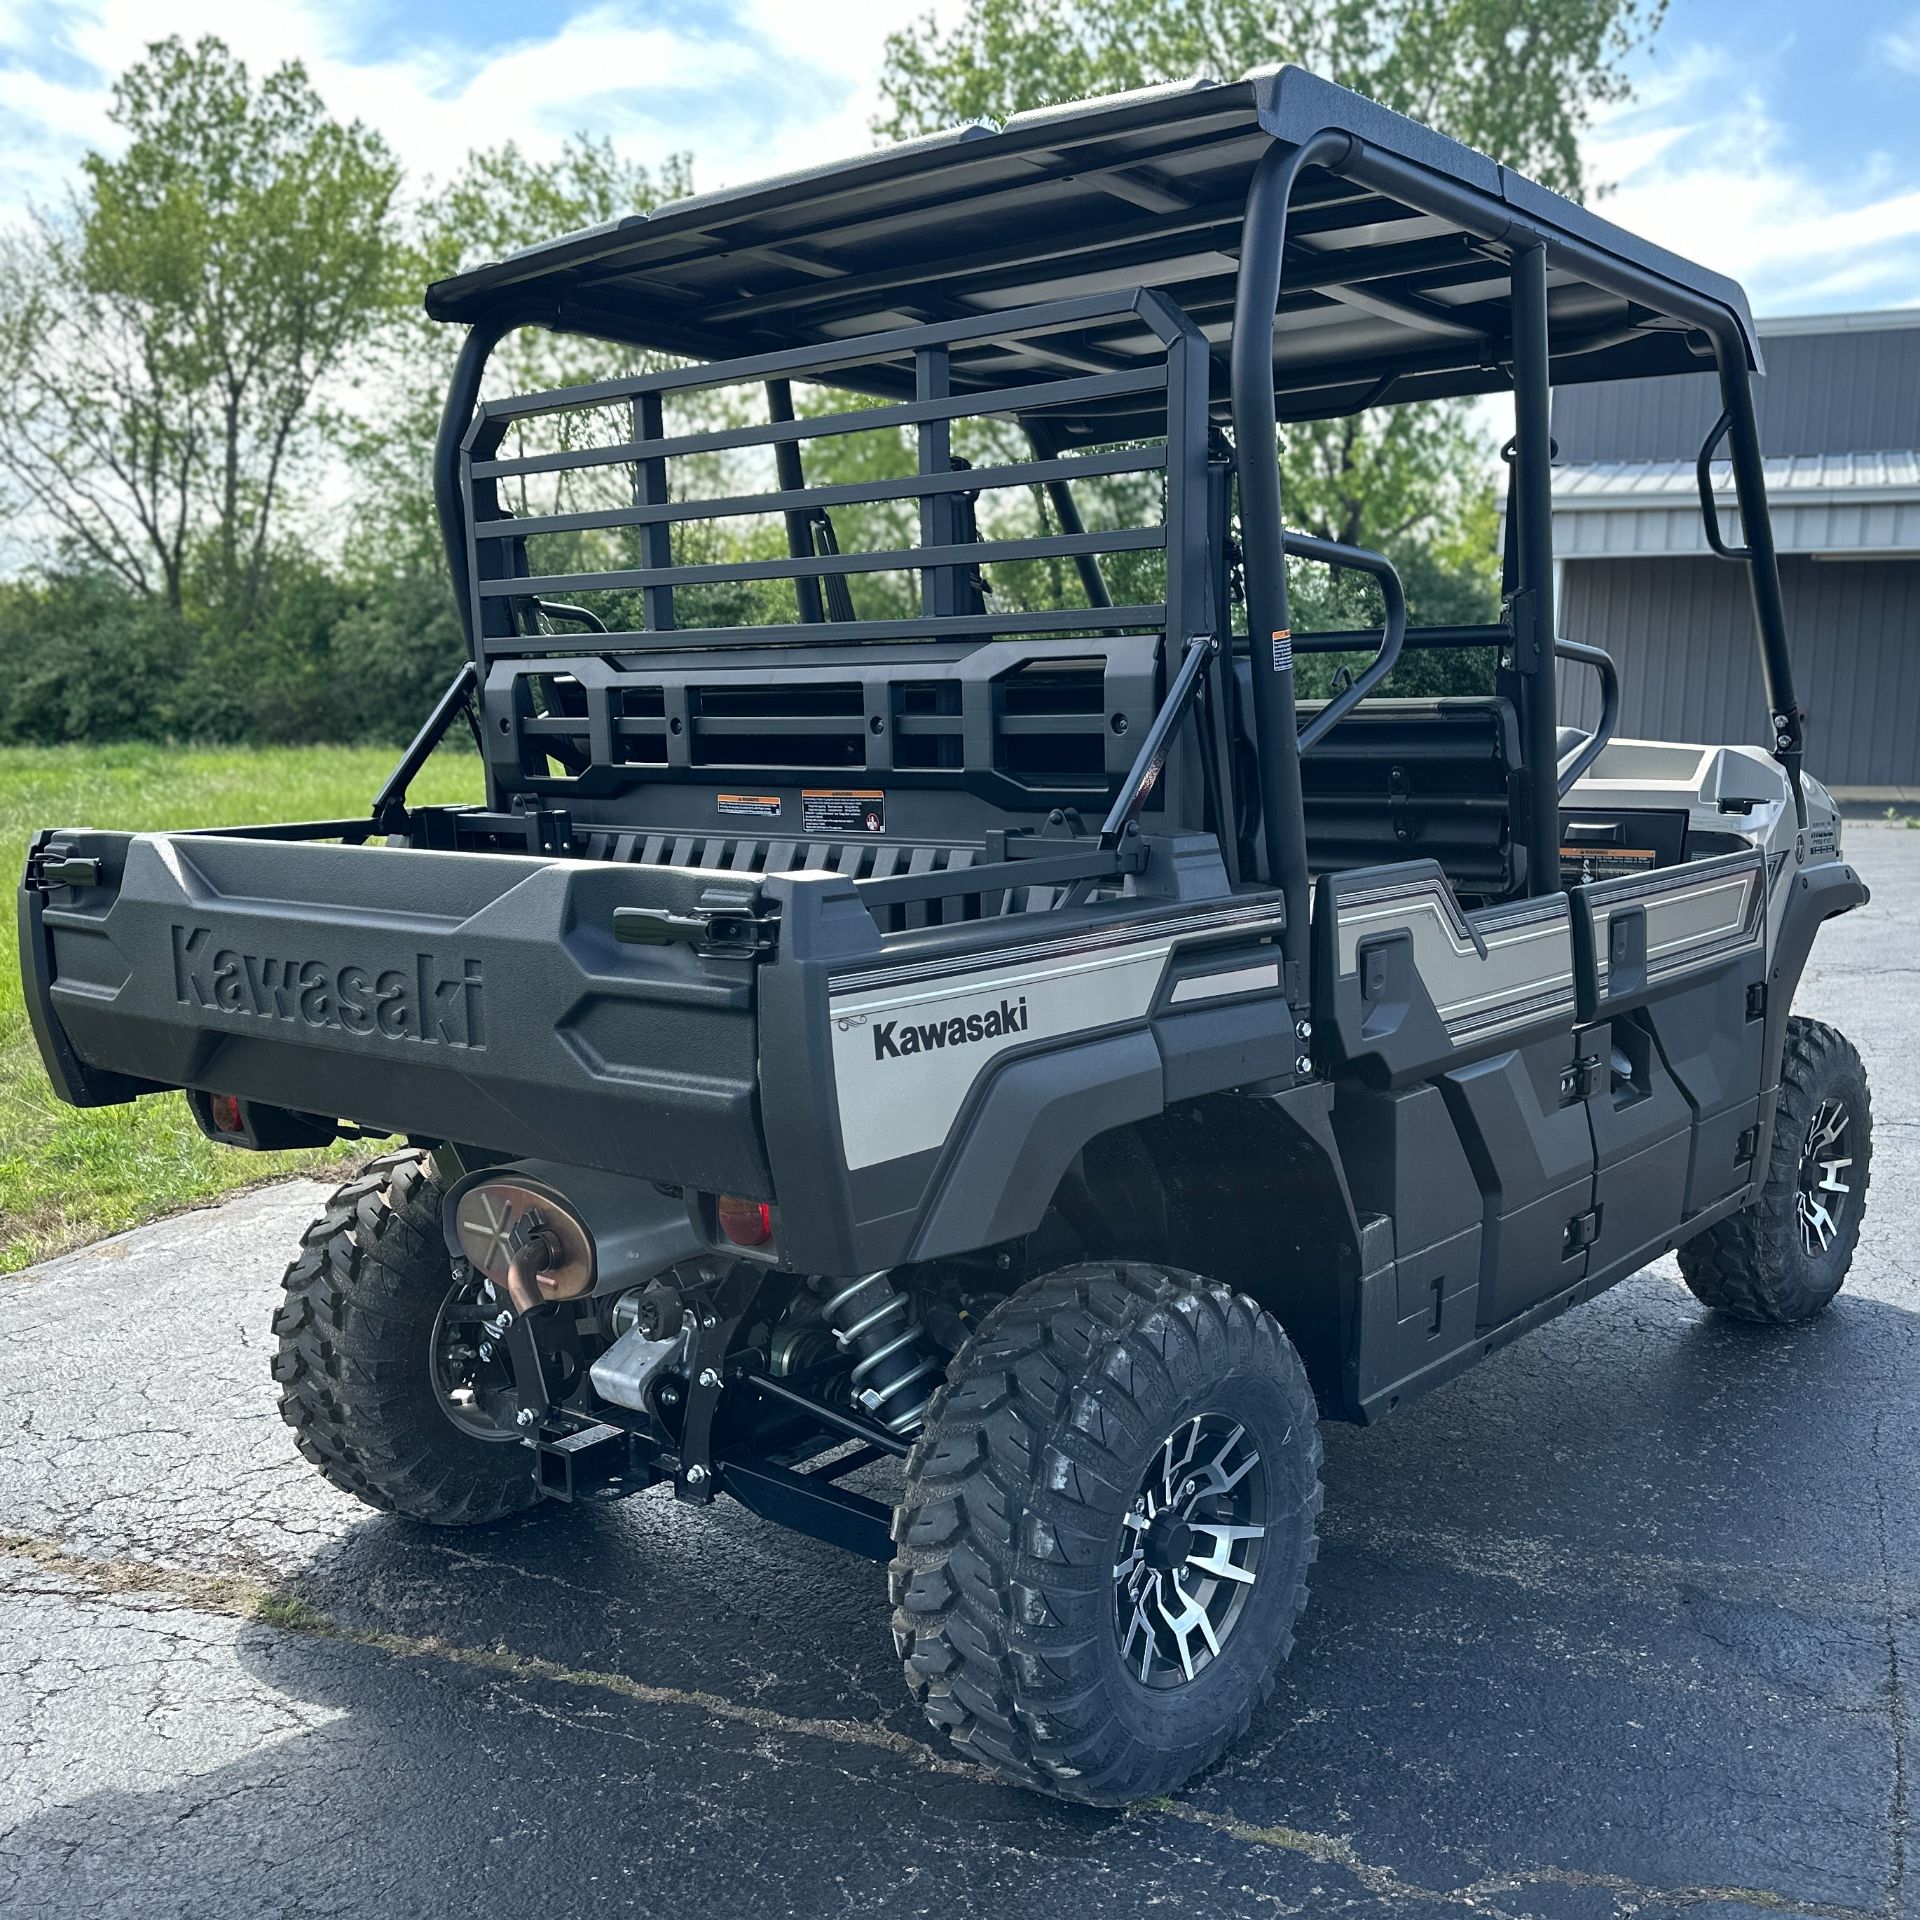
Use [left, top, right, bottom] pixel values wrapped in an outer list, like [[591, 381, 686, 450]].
[[4, 0, 1920, 316]]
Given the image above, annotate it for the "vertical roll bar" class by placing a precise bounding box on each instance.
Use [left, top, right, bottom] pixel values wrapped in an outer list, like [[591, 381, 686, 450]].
[[1708, 340, 1807, 824], [435, 318, 510, 656], [435, 307, 558, 657], [1508, 243, 1562, 895], [1231, 131, 1353, 991]]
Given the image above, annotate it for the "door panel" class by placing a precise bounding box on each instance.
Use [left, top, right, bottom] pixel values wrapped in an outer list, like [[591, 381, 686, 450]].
[[1441, 1034, 1595, 1331], [1579, 1016, 1694, 1283]]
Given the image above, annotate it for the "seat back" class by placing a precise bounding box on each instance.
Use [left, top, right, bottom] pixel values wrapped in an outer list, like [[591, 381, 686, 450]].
[[1296, 696, 1522, 899]]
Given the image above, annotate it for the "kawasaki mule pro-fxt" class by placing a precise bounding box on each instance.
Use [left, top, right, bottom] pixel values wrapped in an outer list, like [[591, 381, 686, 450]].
[[20, 69, 1872, 1803]]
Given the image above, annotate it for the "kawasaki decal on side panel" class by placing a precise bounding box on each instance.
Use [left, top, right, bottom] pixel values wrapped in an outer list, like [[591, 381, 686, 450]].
[[827, 912, 1281, 1172]]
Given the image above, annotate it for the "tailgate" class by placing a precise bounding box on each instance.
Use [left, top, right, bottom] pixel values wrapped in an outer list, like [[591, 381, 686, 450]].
[[20, 829, 770, 1195]]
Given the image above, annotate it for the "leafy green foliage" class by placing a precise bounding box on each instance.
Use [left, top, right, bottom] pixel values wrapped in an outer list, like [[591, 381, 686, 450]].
[[876, 0, 1665, 692], [875, 0, 1665, 197], [0, 37, 399, 619], [347, 136, 694, 574]]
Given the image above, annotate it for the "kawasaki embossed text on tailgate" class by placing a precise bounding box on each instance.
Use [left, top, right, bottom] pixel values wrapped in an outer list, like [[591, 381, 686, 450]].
[[23, 830, 770, 1194]]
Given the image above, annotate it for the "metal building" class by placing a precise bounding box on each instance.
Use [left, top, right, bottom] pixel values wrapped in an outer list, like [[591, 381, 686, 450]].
[[1552, 309, 1920, 797]]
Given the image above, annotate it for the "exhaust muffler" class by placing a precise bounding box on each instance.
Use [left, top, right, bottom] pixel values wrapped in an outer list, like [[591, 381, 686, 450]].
[[442, 1160, 704, 1312]]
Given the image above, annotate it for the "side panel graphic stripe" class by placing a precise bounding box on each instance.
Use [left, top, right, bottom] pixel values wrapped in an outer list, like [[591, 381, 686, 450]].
[[1330, 871, 1576, 1046], [1580, 851, 1766, 996]]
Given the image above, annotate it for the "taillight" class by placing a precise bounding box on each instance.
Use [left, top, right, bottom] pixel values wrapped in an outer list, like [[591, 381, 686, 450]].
[[208, 1093, 244, 1135], [716, 1194, 773, 1247]]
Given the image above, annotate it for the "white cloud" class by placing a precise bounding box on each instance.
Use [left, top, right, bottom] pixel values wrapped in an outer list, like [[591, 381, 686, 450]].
[[1582, 37, 1920, 316], [0, 0, 969, 234], [1879, 9, 1920, 75]]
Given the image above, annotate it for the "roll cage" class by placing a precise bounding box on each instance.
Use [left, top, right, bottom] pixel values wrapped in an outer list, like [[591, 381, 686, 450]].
[[415, 64, 1802, 989]]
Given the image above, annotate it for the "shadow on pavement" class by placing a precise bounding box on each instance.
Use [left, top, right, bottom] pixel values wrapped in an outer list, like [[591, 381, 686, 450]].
[[7, 1272, 1913, 1920]]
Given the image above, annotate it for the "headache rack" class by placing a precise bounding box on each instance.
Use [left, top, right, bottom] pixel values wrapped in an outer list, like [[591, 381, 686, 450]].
[[400, 286, 1239, 931]]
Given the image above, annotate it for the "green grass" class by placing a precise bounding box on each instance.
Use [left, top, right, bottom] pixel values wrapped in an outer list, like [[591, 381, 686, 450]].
[[0, 743, 481, 1275]]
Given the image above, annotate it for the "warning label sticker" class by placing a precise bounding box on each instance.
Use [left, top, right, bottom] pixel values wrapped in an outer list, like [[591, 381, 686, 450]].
[[1560, 845, 1659, 885], [718, 794, 781, 820], [803, 788, 886, 834]]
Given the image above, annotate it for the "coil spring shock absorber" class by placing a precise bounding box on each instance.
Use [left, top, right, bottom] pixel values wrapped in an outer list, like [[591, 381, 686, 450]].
[[817, 1271, 941, 1435]]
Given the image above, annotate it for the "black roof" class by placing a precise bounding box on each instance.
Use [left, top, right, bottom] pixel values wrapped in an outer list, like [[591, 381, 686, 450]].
[[426, 65, 1761, 432]]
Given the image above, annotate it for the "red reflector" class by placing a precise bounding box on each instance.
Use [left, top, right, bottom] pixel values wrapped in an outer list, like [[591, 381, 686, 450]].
[[208, 1093, 244, 1136], [716, 1195, 773, 1247]]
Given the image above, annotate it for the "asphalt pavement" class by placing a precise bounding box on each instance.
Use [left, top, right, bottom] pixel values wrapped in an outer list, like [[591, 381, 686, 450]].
[[2, 823, 1915, 1920]]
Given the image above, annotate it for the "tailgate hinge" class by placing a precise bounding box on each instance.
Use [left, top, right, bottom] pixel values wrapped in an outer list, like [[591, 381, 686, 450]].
[[24, 848, 101, 893], [614, 889, 779, 957]]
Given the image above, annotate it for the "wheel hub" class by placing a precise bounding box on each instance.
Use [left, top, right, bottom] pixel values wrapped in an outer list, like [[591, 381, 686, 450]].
[[1142, 1512, 1196, 1571], [1795, 1097, 1853, 1259], [430, 1275, 532, 1443], [1114, 1413, 1267, 1689]]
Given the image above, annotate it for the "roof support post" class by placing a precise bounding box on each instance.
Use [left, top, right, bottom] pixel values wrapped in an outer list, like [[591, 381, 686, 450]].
[[435, 304, 555, 816], [1025, 422, 1112, 608], [1508, 241, 1561, 896], [1231, 131, 1351, 987], [915, 346, 963, 620], [1708, 339, 1807, 823], [767, 379, 827, 624], [436, 311, 524, 658]]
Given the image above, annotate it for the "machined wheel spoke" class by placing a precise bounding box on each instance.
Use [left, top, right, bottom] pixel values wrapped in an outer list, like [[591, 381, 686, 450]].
[[1801, 1196, 1836, 1250], [1794, 1098, 1855, 1258], [1116, 1410, 1269, 1688], [1160, 1418, 1202, 1507], [1185, 1548, 1257, 1585], [1154, 1582, 1207, 1680], [1194, 1425, 1259, 1499]]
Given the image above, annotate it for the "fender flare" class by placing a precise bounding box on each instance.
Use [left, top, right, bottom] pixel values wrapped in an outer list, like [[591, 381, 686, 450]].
[[1754, 856, 1868, 1166]]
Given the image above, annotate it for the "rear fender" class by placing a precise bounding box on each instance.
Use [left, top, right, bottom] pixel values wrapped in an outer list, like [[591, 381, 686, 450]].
[[1754, 854, 1869, 1163]]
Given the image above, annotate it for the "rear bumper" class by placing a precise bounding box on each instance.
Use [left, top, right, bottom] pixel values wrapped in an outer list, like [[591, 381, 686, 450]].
[[21, 828, 772, 1197]]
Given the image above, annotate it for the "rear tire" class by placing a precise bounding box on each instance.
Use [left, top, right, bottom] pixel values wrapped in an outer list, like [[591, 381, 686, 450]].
[[889, 1262, 1321, 1804], [1677, 1017, 1871, 1325], [271, 1151, 540, 1525]]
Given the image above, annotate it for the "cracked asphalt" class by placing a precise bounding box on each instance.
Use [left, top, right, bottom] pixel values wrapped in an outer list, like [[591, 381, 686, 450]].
[[2, 824, 1914, 1920]]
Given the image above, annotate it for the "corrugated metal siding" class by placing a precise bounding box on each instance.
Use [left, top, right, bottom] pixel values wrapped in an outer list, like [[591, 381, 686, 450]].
[[1558, 555, 1920, 787], [1552, 325, 1920, 463], [1552, 493, 1920, 558]]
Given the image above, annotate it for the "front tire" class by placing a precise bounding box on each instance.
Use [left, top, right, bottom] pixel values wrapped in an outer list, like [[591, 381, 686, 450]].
[[271, 1152, 540, 1525], [1678, 1017, 1871, 1324], [889, 1263, 1321, 1804]]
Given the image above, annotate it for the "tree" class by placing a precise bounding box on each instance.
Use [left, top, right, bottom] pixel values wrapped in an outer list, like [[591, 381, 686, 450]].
[[333, 139, 695, 724], [0, 37, 400, 619], [875, 0, 1667, 678], [876, 0, 1664, 198], [346, 136, 694, 573]]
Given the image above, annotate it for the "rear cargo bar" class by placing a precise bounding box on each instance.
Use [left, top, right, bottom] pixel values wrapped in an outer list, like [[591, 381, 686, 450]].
[[472, 444, 1167, 544]]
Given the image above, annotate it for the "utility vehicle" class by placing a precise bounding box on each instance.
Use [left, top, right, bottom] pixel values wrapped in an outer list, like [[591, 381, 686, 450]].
[[20, 68, 1872, 1804]]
